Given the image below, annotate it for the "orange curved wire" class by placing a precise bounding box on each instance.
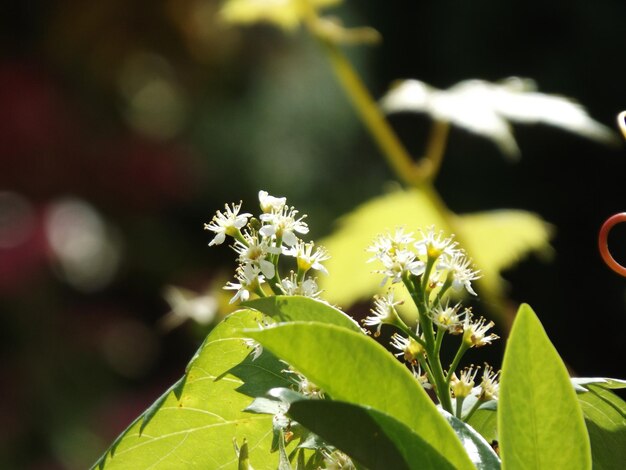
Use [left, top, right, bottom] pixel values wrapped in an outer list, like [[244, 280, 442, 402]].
[[598, 113, 626, 276], [599, 213, 626, 277]]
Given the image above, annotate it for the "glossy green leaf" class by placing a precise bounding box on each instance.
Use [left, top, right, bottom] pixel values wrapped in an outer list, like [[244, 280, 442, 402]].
[[467, 407, 498, 444], [577, 386, 626, 470], [245, 322, 475, 469], [94, 309, 284, 469], [287, 398, 455, 470], [498, 304, 591, 469], [318, 189, 552, 310], [440, 410, 500, 469], [572, 377, 626, 392], [244, 295, 361, 332]]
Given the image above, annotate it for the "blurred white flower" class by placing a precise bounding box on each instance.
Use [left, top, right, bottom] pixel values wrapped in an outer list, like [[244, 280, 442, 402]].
[[45, 198, 122, 292], [160, 285, 218, 331], [381, 77, 617, 158]]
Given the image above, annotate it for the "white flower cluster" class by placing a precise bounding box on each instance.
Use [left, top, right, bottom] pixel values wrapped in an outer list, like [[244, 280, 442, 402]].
[[205, 191, 329, 303], [368, 226, 480, 296], [451, 363, 501, 403]]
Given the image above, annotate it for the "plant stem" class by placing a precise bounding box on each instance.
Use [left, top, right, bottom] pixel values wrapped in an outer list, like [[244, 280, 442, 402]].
[[455, 396, 465, 419], [446, 342, 470, 384], [463, 398, 483, 422], [319, 39, 421, 185]]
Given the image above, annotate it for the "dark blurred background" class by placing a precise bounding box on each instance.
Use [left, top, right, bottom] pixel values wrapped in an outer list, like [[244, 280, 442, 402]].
[[1, 1, 625, 468]]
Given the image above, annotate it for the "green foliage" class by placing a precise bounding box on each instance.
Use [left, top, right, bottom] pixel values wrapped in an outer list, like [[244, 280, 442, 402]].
[[94, 297, 626, 469], [498, 304, 592, 469], [244, 295, 361, 332], [576, 382, 626, 470], [319, 189, 552, 309], [245, 321, 475, 469], [439, 411, 500, 469], [94, 309, 284, 470], [285, 396, 456, 469]]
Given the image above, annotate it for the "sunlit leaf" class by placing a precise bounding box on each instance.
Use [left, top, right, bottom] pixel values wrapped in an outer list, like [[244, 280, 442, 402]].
[[572, 377, 626, 392], [318, 188, 447, 306], [498, 304, 592, 469], [577, 385, 626, 470], [464, 383, 626, 469], [94, 309, 285, 469], [244, 295, 361, 332], [466, 407, 498, 444], [245, 321, 475, 469], [381, 77, 617, 158], [440, 410, 500, 469]]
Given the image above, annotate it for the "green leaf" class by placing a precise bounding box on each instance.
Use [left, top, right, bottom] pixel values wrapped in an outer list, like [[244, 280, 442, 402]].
[[466, 407, 498, 444], [577, 386, 626, 470], [227, 348, 293, 398], [318, 189, 553, 311], [244, 295, 361, 332], [287, 398, 456, 470], [572, 377, 626, 392], [94, 309, 285, 469], [245, 322, 475, 469], [440, 410, 500, 469], [498, 304, 592, 469]]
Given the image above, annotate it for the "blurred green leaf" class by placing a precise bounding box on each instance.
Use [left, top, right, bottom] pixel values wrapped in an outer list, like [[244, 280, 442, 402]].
[[319, 189, 552, 310], [318, 188, 447, 306], [244, 295, 361, 332], [245, 321, 475, 469], [287, 398, 456, 469], [94, 309, 282, 469], [498, 304, 591, 469]]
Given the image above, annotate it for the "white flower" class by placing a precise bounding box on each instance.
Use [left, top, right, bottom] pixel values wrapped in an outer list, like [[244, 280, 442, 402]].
[[283, 240, 330, 274], [438, 250, 480, 296], [478, 364, 500, 401], [363, 292, 402, 336], [390, 332, 424, 364], [243, 338, 264, 360], [431, 302, 465, 334], [381, 77, 616, 159], [258, 190, 286, 213], [411, 364, 432, 390], [204, 202, 251, 246], [322, 449, 356, 470], [414, 226, 457, 261], [450, 365, 480, 398], [462, 313, 499, 348], [367, 228, 414, 262], [259, 205, 309, 246], [160, 285, 217, 330], [285, 369, 325, 399], [279, 272, 321, 298], [376, 249, 425, 285], [224, 263, 264, 303], [232, 232, 280, 279]]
